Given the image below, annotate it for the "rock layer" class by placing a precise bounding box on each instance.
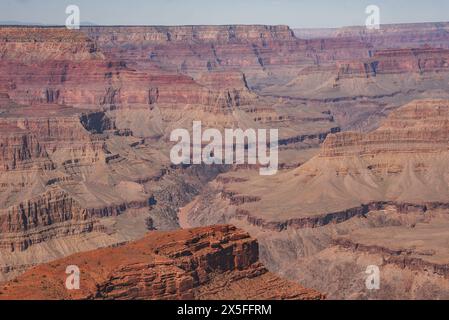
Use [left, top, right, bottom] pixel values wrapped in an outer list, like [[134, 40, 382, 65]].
[[0, 225, 323, 300], [188, 99, 449, 227], [4, 22, 449, 300], [181, 99, 449, 299]]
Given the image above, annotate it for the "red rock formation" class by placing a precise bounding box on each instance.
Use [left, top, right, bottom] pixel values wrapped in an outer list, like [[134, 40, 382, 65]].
[[82, 25, 321, 92], [0, 225, 324, 300], [0, 27, 242, 111], [92, 24, 449, 83]]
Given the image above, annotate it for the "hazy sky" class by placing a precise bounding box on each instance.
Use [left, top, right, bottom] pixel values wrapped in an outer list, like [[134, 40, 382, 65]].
[[1, 0, 449, 28]]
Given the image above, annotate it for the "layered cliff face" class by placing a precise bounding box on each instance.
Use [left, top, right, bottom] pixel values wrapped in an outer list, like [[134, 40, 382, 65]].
[[0, 27, 335, 142], [0, 27, 106, 108], [0, 27, 257, 113], [336, 48, 449, 78], [263, 47, 449, 100], [0, 225, 323, 300], [0, 25, 339, 284], [85, 26, 340, 153], [185, 99, 449, 223], [87, 25, 296, 43], [0, 27, 100, 62], [181, 99, 449, 299], [91, 23, 449, 100], [322, 99, 449, 156], [0, 105, 135, 254], [3, 22, 449, 300], [83, 25, 377, 91], [84, 25, 305, 75]]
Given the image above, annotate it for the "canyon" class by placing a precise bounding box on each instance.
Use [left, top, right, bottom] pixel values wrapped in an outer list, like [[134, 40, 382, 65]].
[[182, 99, 449, 299], [1, 22, 449, 299]]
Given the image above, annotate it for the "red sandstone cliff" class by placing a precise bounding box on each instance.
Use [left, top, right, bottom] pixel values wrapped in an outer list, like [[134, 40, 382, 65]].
[[0, 225, 323, 300]]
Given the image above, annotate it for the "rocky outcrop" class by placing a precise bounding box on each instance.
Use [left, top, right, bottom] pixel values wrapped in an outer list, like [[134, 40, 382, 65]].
[[0, 225, 324, 300], [86, 25, 296, 44], [0, 187, 152, 252], [0, 126, 49, 171], [233, 201, 449, 232], [321, 99, 449, 157], [336, 48, 449, 78], [333, 237, 449, 279]]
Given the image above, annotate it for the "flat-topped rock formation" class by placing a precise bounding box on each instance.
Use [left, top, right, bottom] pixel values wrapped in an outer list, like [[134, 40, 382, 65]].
[[83, 25, 317, 88], [336, 48, 449, 78], [0, 27, 261, 114], [0, 225, 323, 300], [86, 25, 296, 43], [83, 25, 377, 90], [0, 27, 100, 62]]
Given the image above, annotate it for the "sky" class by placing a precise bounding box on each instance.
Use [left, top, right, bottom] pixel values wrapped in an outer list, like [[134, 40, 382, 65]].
[[1, 0, 449, 28]]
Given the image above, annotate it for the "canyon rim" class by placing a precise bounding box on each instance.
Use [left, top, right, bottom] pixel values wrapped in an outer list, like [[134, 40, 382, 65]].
[[2, 0, 449, 307]]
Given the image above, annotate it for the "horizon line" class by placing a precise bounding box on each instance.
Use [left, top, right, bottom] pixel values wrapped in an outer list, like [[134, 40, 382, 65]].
[[1, 20, 449, 30]]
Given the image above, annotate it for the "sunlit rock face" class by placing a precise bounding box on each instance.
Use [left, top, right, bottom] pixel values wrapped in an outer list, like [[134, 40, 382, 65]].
[[2, 21, 449, 300], [0, 225, 324, 300]]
